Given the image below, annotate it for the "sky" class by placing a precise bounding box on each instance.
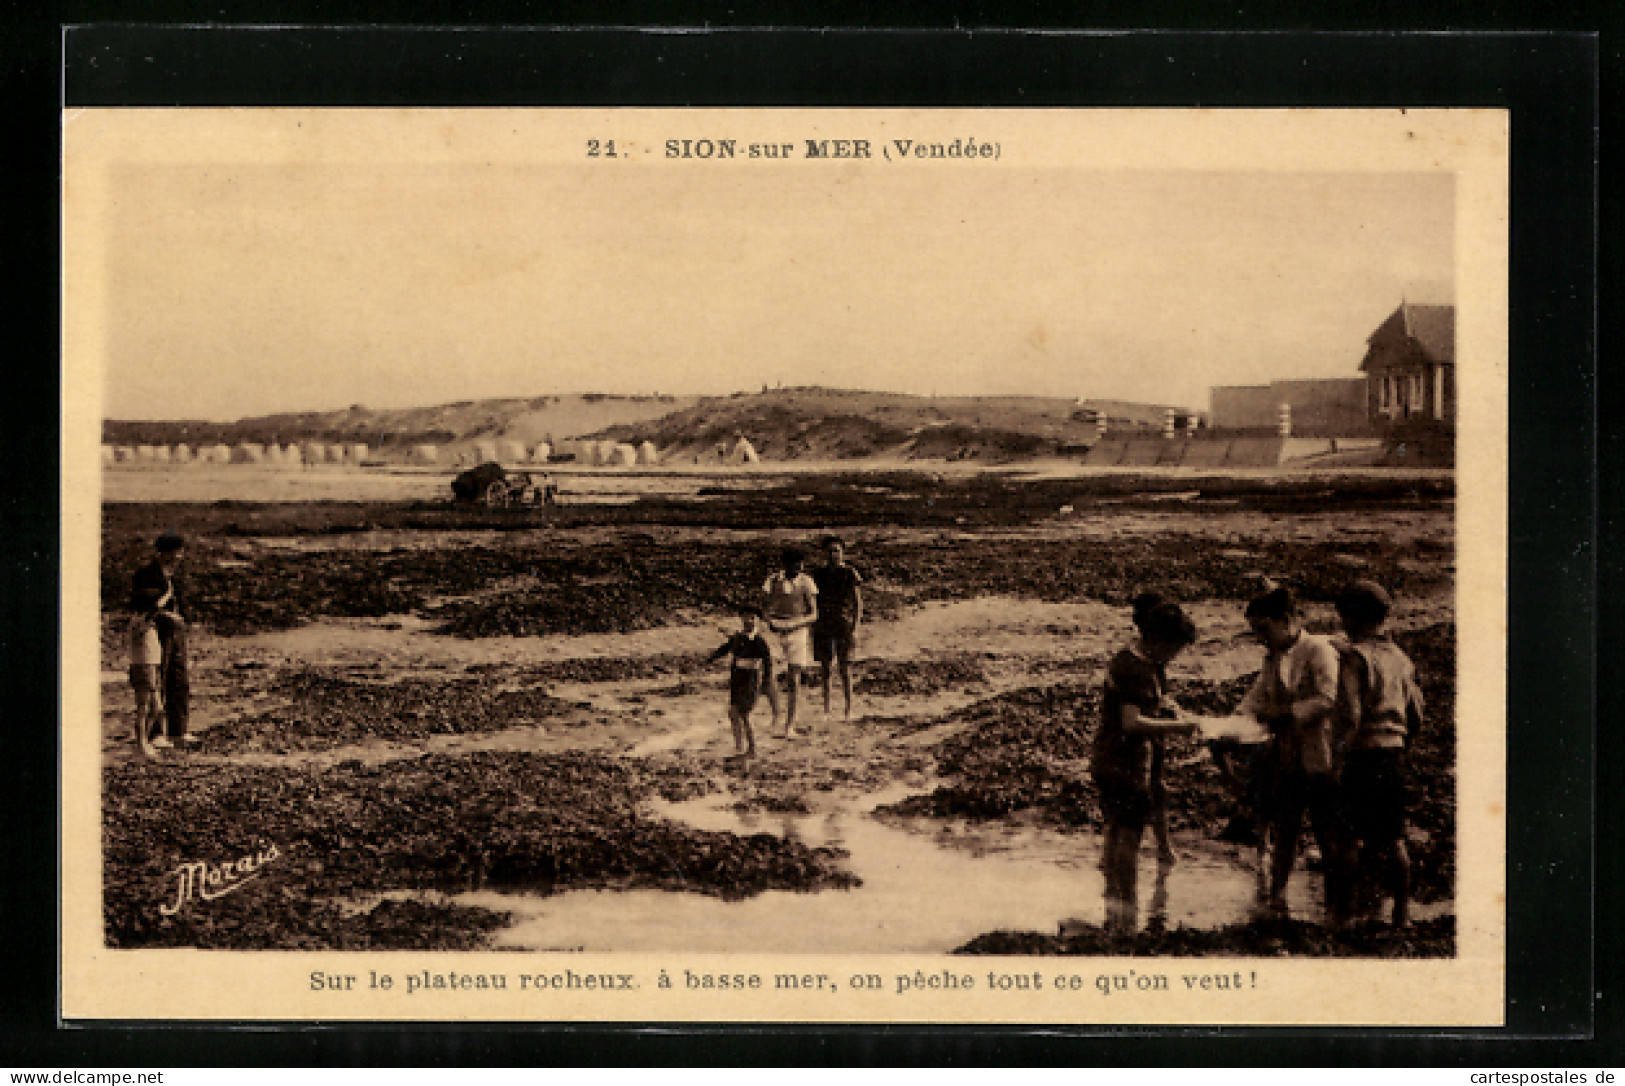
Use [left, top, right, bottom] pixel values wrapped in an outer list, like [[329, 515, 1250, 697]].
[[100, 156, 1452, 420]]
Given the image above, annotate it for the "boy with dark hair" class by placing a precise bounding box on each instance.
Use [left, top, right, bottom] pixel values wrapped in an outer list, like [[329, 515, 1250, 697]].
[[1093, 598, 1200, 933], [762, 547, 819, 736], [130, 531, 192, 748], [707, 605, 773, 760], [811, 535, 864, 723], [1334, 579, 1425, 928], [1239, 585, 1351, 924]]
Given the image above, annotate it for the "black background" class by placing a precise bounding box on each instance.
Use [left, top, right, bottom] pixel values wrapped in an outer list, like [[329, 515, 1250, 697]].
[[2, 17, 1608, 1067]]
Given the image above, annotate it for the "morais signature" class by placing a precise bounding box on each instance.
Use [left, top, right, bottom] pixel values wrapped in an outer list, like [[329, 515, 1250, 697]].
[[159, 844, 282, 916]]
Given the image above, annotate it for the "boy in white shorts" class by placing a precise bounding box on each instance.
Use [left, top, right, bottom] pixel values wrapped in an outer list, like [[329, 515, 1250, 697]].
[[127, 605, 164, 759], [762, 547, 819, 736]]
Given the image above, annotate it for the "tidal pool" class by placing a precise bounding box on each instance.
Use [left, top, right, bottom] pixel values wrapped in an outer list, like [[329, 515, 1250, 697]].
[[457, 789, 1332, 953]]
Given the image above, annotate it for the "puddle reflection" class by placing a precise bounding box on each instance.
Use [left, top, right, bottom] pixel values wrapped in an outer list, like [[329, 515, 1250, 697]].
[[460, 792, 1338, 953]]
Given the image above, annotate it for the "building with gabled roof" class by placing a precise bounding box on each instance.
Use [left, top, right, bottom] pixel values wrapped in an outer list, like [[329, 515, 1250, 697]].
[[1360, 302, 1455, 432]]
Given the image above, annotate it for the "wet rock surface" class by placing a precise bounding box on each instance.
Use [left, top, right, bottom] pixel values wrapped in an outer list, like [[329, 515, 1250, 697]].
[[102, 477, 1451, 638], [854, 654, 992, 697], [100, 471, 1457, 954], [956, 915, 1455, 957], [878, 623, 1456, 906], [104, 751, 857, 949], [195, 667, 580, 753]]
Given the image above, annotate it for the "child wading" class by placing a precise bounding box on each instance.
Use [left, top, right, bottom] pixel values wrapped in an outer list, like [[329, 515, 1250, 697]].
[[1333, 579, 1425, 928], [1092, 598, 1199, 933], [1240, 585, 1352, 924], [707, 606, 774, 761], [761, 547, 819, 736]]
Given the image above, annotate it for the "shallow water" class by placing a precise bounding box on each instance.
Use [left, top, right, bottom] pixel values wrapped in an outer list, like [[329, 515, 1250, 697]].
[[458, 789, 1329, 953]]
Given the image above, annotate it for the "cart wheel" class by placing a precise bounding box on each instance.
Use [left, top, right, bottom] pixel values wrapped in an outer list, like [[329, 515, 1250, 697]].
[[484, 481, 509, 508]]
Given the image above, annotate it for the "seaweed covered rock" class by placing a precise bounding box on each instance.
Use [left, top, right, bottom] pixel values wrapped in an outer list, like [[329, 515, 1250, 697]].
[[104, 751, 858, 949]]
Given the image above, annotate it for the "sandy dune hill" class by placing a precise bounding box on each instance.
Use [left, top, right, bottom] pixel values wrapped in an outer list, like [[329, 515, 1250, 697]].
[[103, 393, 700, 452], [586, 387, 1184, 464], [105, 387, 1190, 465]]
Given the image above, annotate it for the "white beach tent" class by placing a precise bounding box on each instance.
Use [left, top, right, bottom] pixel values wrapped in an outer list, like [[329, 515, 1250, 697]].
[[135, 445, 157, 462], [115, 446, 137, 463], [234, 443, 265, 463], [475, 440, 499, 464], [636, 441, 660, 465], [530, 442, 553, 464], [281, 444, 303, 466], [100, 445, 116, 464], [152, 446, 172, 463], [347, 444, 369, 464], [411, 444, 439, 464], [328, 443, 347, 463], [265, 444, 285, 466], [303, 443, 328, 464], [729, 437, 761, 465], [172, 444, 194, 463], [208, 444, 233, 464], [595, 440, 619, 466], [499, 439, 528, 462], [611, 443, 638, 467]]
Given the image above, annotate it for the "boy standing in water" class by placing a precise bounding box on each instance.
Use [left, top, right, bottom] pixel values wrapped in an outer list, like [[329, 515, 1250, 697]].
[[762, 547, 818, 736], [1092, 599, 1199, 934], [1130, 592, 1181, 871], [812, 535, 864, 723], [1239, 585, 1352, 925], [1334, 580, 1425, 928], [707, 606, 774, 761]]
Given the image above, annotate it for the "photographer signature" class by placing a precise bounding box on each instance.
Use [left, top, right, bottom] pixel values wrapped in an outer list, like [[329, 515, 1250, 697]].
[[159, 844, 282, 915]]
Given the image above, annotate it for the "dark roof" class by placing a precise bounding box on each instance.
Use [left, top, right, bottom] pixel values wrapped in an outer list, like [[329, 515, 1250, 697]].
[[1361, 303, 1455, 371]]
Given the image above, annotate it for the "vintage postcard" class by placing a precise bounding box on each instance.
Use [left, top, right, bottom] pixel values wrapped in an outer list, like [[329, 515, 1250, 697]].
[[61, 108, 1507, 1025]]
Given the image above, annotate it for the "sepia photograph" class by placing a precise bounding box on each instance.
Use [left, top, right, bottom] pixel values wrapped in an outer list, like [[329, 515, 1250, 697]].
[[61, 107, 1508, 1025]]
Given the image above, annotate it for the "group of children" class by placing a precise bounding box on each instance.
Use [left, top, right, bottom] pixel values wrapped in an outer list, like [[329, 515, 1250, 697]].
[[1092, 579, 1426, 933], [700, 537, 1426, 931], [127, 519, 1426, 933], [705, 537, 865, 760]]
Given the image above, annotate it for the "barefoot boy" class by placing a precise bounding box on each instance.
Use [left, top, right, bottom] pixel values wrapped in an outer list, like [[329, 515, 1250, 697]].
[[127, 600, 164, 759], [707, 606, 774, 760], [762, 547, 818, 736], [131, 531, 192, 749], [1334, 579, 1426, 927], [1092, 599, 1199, 934], [812, 535, 864, 722], [1239, 585, 1352, 925]]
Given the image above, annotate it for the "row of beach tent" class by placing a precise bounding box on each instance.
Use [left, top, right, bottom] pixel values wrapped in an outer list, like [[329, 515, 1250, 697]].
[[102, 439, 667, 467], [103, 443, 371, 465], [103, 436, 758, 468], [456, 439, 663, 467]]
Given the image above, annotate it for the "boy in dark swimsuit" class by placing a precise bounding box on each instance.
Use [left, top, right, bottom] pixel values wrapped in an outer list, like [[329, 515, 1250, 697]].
[[811, 536, 864, 722], [707, 606, 773, 760]]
